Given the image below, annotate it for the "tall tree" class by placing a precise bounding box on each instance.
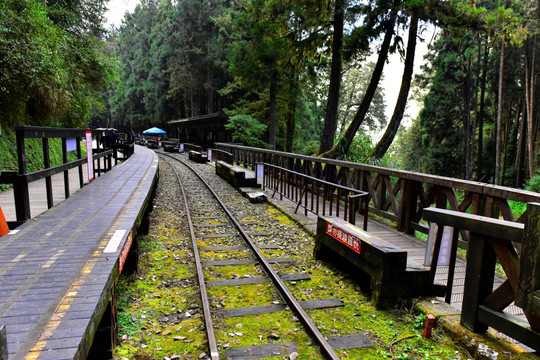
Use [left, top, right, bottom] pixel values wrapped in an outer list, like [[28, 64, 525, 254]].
[[524, 1, 538, 178], [224, 0, 289, 148], [223, 0, 331, 150], [321, 3, 398, 158], [370, 13, 418, 160], [316, 0, 345, 155], [111, 0, 159, 130], [495, 39, 505, 184]]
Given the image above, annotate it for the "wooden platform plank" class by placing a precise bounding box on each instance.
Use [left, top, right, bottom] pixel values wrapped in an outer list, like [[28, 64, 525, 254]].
[[0, 145, 158, 360]]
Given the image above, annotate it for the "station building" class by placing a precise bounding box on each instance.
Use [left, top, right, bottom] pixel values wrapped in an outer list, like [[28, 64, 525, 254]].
[[168, 111, 231, 150]]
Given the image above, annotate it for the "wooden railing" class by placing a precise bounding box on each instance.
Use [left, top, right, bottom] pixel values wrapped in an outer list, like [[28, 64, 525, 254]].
[[0, 126, 130, 227], [215, 143, 540, 247], [423, 205, 540, 351], [260, 162, 370, 230], [183, 143, 203, 153], [209, 148, 233, 165]]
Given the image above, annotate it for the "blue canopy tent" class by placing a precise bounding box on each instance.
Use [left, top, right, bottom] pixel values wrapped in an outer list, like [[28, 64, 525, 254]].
[[143, 127, 167, 135]]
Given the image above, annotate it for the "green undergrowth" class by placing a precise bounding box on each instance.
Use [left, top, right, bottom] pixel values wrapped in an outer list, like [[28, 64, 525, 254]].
[[114, 169, 484, 360]]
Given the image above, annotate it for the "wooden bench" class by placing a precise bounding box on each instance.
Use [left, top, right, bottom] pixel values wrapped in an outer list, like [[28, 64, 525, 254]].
[[162, 138, 179, 152], [315, 216, 444, 307], [188, 150, 208, 163], [146, 138, 159, 149], [215, 160, 258, 189]]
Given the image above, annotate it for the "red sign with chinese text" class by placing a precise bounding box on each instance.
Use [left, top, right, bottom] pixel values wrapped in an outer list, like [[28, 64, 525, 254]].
[[326, 222, 361, 254], [119, 230, 133, 274]]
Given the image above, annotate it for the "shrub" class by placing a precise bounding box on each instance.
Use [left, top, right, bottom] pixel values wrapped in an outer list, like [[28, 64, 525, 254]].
[[224, 114, 268, 148], [525, 171, 540, 193]]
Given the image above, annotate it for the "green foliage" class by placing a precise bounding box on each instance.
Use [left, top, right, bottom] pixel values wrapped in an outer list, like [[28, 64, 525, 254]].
[[110, 0, 232, 131], [339, 60, 387, 134], [0, 0, 112, 127], [344, 133, 374, 163], [224, 115, 268, 147], [525, 171, 540, 193], [0, 0, 66, 125], [291, 89, 324, 155], [0, 127, 18, 171]]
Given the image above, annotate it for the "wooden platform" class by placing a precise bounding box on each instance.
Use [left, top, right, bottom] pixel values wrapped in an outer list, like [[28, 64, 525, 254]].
[[0, 145, 158, 359]]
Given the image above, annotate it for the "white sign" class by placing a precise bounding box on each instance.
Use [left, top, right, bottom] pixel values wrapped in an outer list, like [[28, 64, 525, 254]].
[[104, 230, 127, 253], [424, 223, 454, 267], [85, 131, 94, 182], [256, 163, 264, 179], [66, 138, 77, 152]]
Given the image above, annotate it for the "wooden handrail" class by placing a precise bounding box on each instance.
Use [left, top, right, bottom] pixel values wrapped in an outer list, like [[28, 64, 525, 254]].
[[215, 142, 540, 202], [422, 206, 540, 350], [259, 162, 369, 230], [0, 126, 130, 225], [216, 143, 540, 245]]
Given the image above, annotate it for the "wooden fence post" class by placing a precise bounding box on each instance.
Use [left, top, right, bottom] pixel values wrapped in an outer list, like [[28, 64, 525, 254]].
[[398, 179, 418, 234], [516, 202, 540, 330], [461, 232, 497, 332], [15, 128, 31, 221]]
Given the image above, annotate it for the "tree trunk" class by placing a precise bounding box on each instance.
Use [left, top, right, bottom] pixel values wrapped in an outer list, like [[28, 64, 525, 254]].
[[463, 53, 472, 180], [190, 87, 195, 117], [370, 14, 418, 160], [207, 58, 214, 114], [516, 108, 527, 187], [286, 69, 299, 153], [506, 98, 522, 187], [207, 24, 214, 114], [471, 35, 481, 181], [316, 0, 345, 155], [526, 34, 537, 178], [476, 40, 489, 181], [495, 40, 504, 185], [322, 8, 397, 159], [268, 81, 277, 149]]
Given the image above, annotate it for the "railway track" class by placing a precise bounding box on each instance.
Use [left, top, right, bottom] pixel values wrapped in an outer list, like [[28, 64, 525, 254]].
[[158, 152, 375, 359]]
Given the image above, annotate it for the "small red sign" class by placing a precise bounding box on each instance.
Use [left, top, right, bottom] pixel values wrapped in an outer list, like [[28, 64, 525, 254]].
[[119, 230, 133, 274], [326, 222, 361, 254]]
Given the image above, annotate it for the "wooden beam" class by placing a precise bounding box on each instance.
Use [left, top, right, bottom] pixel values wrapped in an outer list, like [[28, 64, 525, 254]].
[[422, 207, 523, 242], [477, 305, 540, 351]]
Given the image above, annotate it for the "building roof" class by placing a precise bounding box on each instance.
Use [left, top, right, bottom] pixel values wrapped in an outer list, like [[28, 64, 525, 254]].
[[168, 111, 228, 125]]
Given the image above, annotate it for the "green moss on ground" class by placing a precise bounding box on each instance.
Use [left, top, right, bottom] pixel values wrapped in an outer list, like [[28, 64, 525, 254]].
[[115, 164, 520, 360]]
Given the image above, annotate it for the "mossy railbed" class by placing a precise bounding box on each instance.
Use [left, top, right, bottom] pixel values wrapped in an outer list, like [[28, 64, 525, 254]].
[[114, 159, 473, 360]]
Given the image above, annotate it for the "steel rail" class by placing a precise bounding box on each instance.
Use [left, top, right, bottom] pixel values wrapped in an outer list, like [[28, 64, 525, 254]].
[[161, 152, 341, 360], [160, 155, 220, 360]]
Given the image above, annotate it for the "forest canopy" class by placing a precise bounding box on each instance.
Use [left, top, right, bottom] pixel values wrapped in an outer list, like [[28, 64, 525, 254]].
[[1, 0, 538, 189], [0, 0, 113, 128]]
